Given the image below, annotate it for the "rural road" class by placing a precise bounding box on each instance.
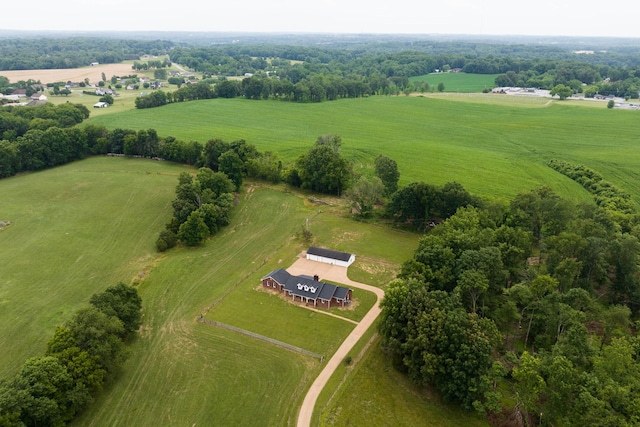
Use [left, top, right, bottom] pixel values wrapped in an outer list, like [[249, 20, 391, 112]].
[[288, 256, 385, 427]]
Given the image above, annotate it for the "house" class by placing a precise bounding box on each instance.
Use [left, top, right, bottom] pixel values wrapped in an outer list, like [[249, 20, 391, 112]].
[[93, 101, 109, 108], [306, 246, 355, 268], [95, 88, 115, 96], [261, 269, 352, 308], [30, 93, 47, 102], [10, 89, 27, 97]]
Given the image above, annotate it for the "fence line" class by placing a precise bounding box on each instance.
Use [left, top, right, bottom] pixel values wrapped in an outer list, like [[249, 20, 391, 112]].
[[198, 317, 323, 362]]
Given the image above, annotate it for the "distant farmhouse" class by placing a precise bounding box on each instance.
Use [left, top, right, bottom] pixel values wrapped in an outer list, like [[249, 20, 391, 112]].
[[306, 246, 355, 267], [261, 269, 352, 308]]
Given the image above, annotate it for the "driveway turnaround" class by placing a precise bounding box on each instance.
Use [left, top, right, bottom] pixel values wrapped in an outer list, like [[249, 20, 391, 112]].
[[289, 257, 385, 427]]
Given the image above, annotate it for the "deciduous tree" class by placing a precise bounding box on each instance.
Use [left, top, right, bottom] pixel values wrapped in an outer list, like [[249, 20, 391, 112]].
[[374, 154, 400, 196]]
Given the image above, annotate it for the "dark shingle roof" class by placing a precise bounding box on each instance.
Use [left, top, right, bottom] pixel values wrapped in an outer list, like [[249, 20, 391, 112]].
[[263, 268, 351, 302], [307, 246, 353, 262], [262, 268, 292, 284], [318, 283, 338, 301], [333, 287, 350, 300]]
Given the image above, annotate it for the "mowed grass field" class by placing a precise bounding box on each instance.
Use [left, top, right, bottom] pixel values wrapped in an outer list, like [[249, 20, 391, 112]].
[[86, 95, 640, 206], [4, 157, 479, 425], [0, 157, 187, 378], [67, 180, 430, 426], [409, 73, 499, 93]]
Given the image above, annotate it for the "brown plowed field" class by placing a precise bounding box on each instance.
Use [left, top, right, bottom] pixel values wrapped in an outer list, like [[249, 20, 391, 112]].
[[0, 63, 137, 84]]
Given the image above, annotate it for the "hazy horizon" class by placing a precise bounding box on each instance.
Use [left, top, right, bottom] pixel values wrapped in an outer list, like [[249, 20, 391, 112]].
[[3, 0, 639, 39]]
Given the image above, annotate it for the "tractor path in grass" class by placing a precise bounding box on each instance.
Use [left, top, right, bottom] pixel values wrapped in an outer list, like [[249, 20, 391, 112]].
[[288, 256, 385, 427]]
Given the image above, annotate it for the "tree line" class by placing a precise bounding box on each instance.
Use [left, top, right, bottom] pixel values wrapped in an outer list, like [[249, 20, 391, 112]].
[[379, 184, 640, 425], [0, 283, 142, 426], [0, 103, 91, 178], [0, 37, 175, 70]]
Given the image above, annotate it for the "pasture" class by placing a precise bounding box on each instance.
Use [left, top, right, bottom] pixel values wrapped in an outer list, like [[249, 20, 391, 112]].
[[0, 157, 187, 378], [87, 95, 640, 206], [2, 158, 445, 425], [409, 72, 499, 93], [71, 184, 421, 426]]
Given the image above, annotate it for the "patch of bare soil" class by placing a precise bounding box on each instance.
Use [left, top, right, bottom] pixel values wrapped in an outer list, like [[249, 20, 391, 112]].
[[1, 63, 137, 85]]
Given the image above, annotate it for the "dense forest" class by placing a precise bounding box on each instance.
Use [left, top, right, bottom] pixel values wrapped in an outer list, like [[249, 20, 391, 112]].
[[379, 177, 640, 425]]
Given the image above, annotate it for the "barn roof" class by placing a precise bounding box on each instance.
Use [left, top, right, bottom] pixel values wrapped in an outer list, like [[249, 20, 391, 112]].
[[307, 246, 353, 262]]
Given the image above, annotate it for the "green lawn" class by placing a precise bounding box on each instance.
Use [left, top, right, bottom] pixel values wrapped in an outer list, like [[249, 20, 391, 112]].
[[86, 95, 640, 207], [409, 72, 499, 93]]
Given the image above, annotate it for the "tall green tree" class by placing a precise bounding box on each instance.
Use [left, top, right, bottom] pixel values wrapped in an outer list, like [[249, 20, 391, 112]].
[[315, 134, 342, 153], [218, 150, 244, 190], [550, 84, 573, 100], [374, 154, 400, 196], [346, 175, 384, 217], [178, 210, 210, 246], [65, 307, 126, 380], [295, 144, 352, 195], [90, 282, 142, 336]]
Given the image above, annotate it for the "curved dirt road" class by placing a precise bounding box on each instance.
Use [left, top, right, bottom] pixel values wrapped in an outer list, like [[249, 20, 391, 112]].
[[287, 257, 384, 427]]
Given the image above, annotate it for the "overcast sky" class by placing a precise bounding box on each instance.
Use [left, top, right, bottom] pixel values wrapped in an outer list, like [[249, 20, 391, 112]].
[[3, 0, 638, 38]]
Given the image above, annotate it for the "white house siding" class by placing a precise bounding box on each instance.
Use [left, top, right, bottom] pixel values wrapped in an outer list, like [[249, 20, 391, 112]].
[[306, 253, 355, 268]]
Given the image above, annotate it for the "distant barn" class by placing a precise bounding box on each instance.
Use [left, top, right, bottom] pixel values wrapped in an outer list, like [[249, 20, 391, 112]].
[[306, 246, 355, 267]]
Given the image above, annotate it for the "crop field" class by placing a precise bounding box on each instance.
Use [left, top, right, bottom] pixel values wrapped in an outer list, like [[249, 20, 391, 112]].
[[87, 95, 640, 205], [409, 73, 499, 93], [0, 63, 138, 86]]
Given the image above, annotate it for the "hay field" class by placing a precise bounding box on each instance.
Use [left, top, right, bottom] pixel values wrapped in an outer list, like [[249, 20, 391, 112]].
[[0, 63, 137, 84]]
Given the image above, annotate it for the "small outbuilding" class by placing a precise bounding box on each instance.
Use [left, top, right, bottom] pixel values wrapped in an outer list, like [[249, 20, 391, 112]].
[[93, 102, 109, 108], [306, 246, 355, 268]]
